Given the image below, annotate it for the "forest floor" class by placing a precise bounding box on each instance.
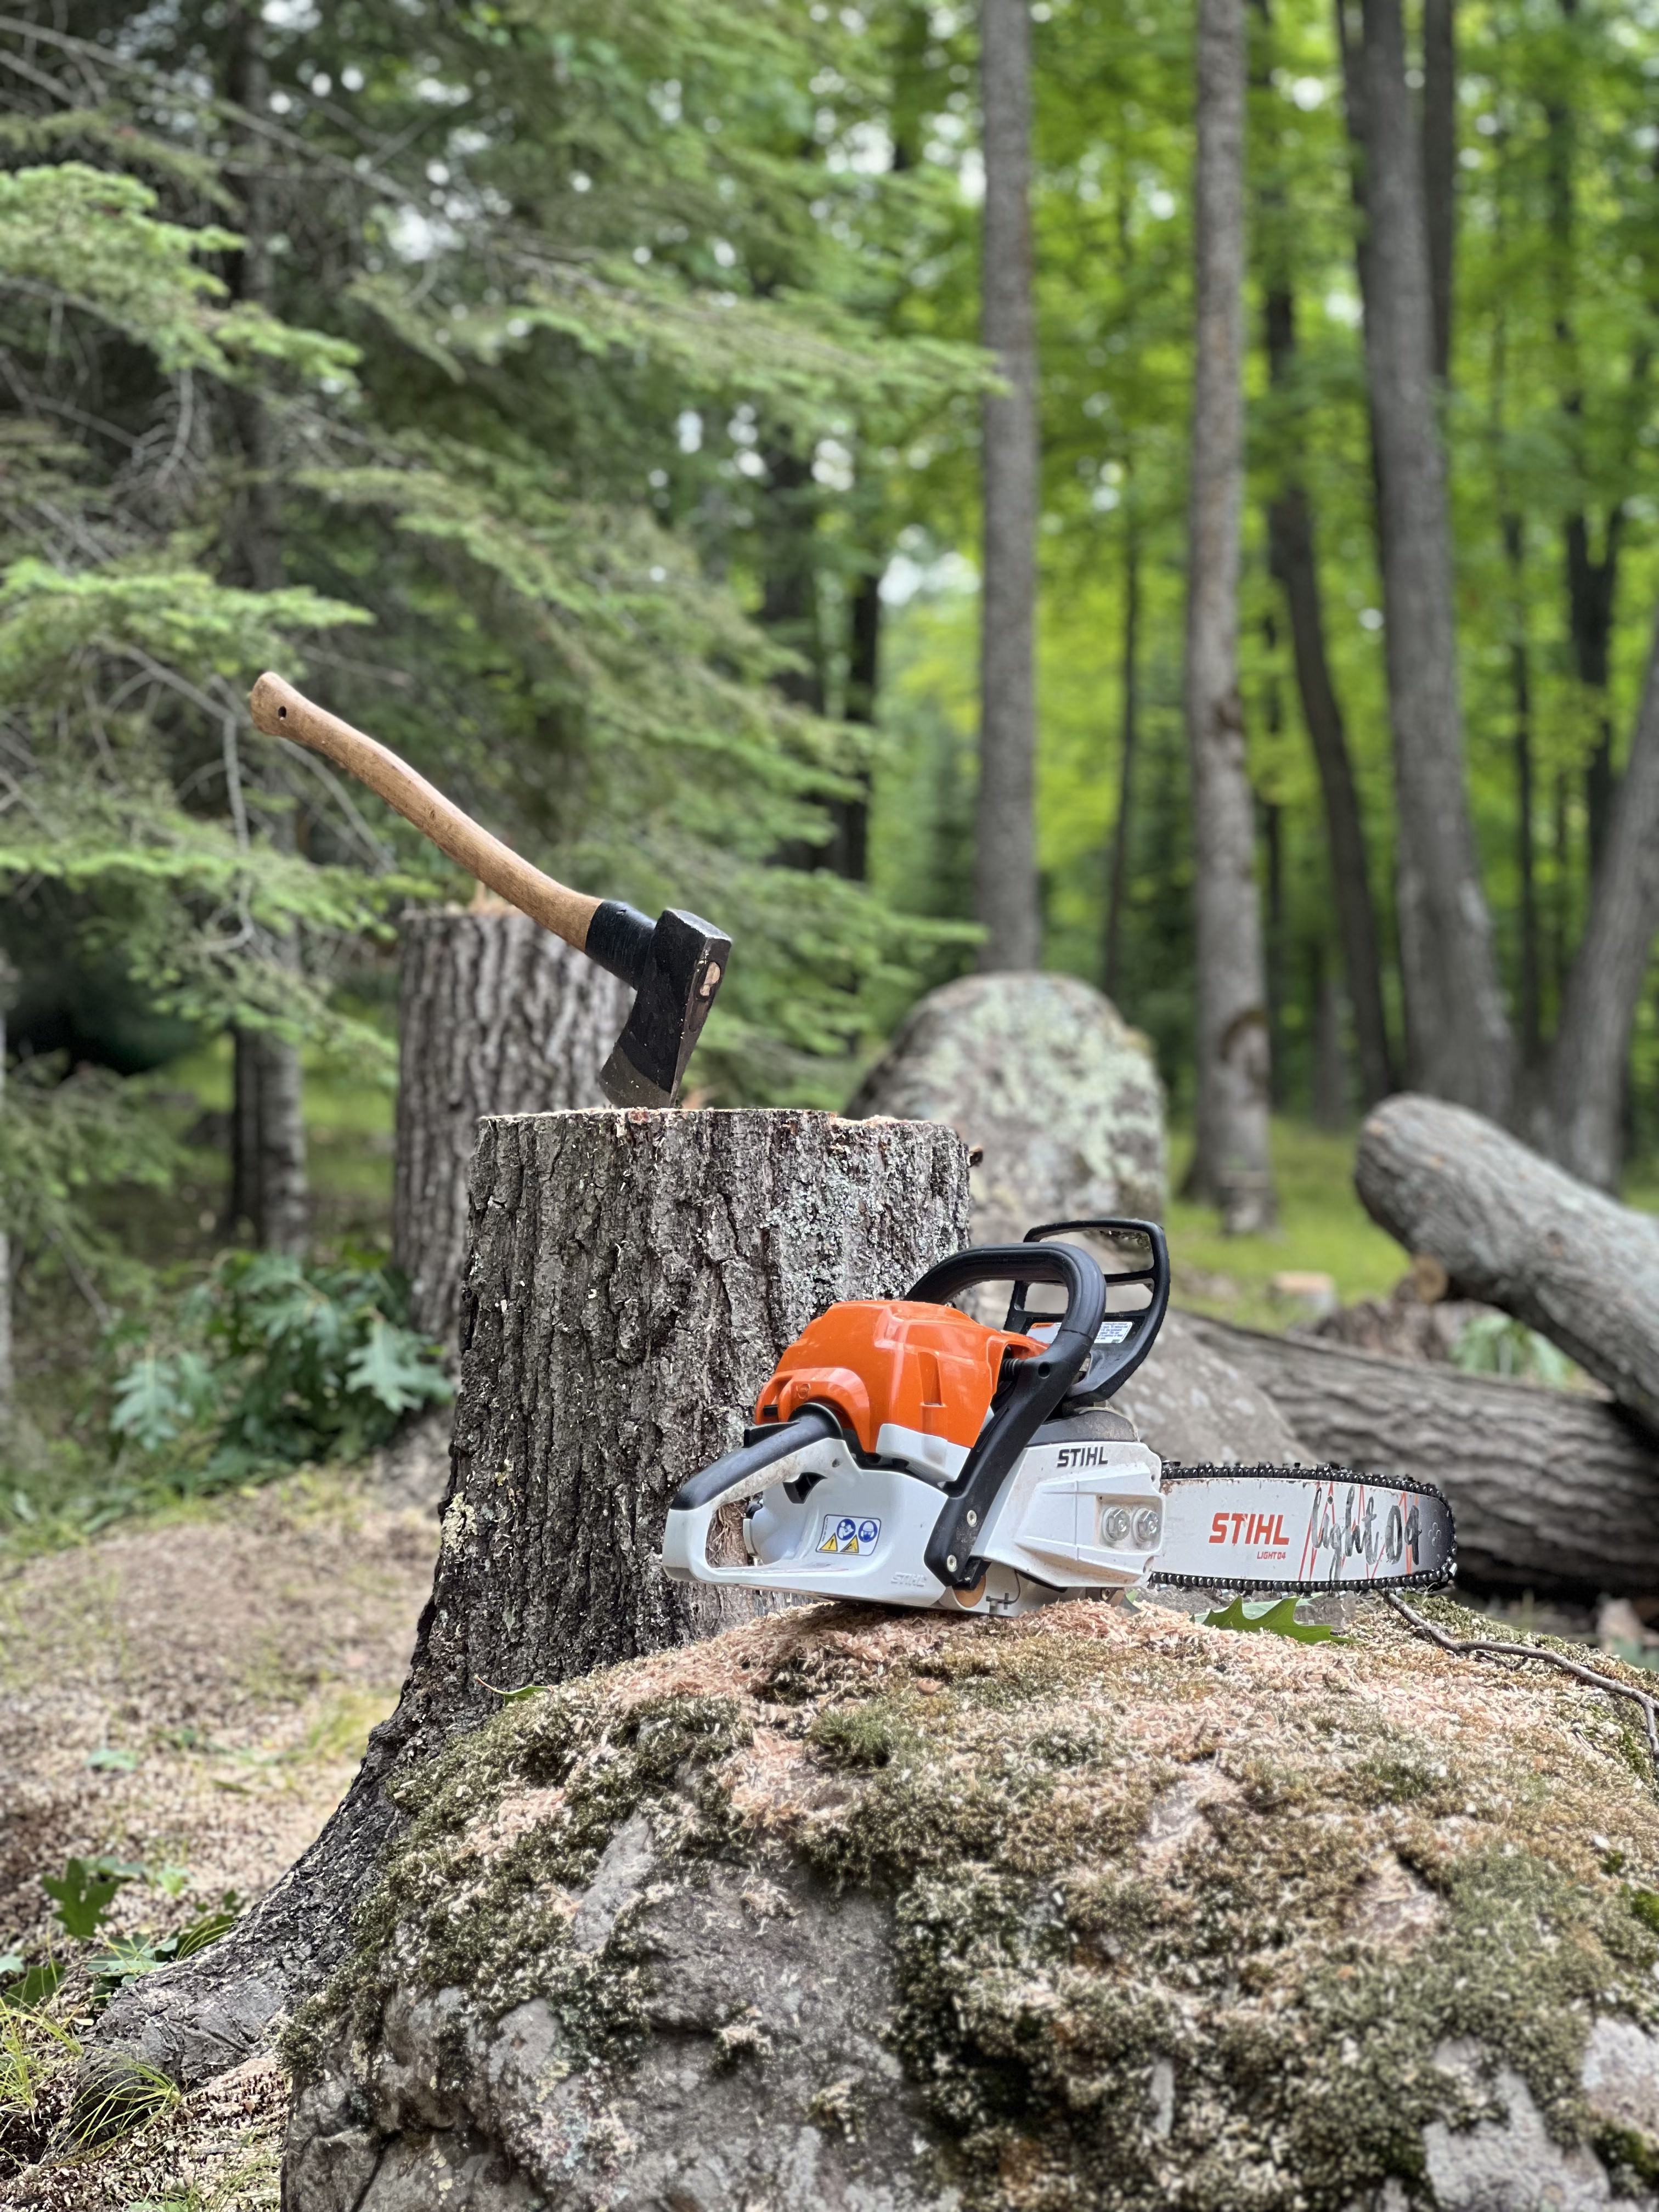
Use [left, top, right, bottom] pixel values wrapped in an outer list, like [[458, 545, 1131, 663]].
[[0, 1464, 439, 2210]]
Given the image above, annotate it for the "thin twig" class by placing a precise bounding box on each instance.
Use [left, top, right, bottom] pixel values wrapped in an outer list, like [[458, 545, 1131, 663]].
[[1386, 1592, 1659, 1776]]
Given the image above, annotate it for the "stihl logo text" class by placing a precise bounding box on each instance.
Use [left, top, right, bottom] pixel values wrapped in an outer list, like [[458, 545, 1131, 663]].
[[1210, 1510, 1290, 1547], [1057, 1444, 1120, 1470]]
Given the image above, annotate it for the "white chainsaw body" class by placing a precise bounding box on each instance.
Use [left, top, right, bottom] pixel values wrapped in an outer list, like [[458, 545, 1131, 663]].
[[660, 1426, 1164, 1617]]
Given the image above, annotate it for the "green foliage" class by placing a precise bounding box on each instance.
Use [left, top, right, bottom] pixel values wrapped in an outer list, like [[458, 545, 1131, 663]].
[[109, 1253, 452, 1479], [1201, 1596, 1345, 1645], [0, 165, 353, 382], [40, 1856, 139, 1942], [87, 1894, 241, 1995], [1450, 1312, 1578, 1387]]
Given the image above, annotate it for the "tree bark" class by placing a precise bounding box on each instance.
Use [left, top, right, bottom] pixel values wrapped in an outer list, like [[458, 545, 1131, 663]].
[[1547, 612, 1659, 1190], [1339, 0, 1512, 1121], [92, 1108, 970, 2094], [1185, 1313, 1659, 1599], [1264, 286, 1395, 1107], [228, 1017, 307, 1257], [1186, 0, 1275, 1233], [1421, 0, 1455, 383], [223, 4, 307, 1255], [1311, 950, 1349, 1130], [393, 910, 631, 1348], [1543, 0, 1623, 878], [828, 551, 879, 883], [1355, 1091, 1659, 1430], [759, 444, 825, 715], [0, 998, 11, 1440], [1102, 508, 1139, 1001], [975, 0, 1042, 970]]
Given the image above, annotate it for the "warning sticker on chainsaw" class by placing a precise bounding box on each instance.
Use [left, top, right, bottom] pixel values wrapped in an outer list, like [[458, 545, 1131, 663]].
[[817, 1514, 882, 1558]]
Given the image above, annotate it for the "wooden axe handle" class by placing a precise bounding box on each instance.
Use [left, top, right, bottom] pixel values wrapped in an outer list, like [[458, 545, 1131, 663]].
[[249, 673, 601, 950]]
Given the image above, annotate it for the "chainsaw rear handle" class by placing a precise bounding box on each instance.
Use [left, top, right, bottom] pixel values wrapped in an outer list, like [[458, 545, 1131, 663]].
[[906, 1242, 1108, 1594], [1017, 1217, 1170, 1403]]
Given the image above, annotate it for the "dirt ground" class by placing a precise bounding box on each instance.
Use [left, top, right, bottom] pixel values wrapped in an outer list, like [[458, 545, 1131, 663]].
[[0, 1463, 440, 2209]]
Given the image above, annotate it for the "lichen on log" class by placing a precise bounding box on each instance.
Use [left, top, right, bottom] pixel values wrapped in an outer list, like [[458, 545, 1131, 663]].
[[1356, 1092, 1659, 1434]]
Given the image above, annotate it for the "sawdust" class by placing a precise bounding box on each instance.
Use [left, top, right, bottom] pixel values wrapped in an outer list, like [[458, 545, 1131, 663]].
[[0, 1471, 437, 2209]]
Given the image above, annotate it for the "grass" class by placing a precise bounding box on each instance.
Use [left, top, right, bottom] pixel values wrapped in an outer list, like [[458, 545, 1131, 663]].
[[1165, 1118, 1409, 1330]]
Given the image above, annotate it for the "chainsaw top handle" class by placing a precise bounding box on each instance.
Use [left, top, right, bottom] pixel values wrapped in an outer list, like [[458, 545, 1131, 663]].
[[906, 1241, 1108, 1594], [1016, 1217, 1170, 1404]]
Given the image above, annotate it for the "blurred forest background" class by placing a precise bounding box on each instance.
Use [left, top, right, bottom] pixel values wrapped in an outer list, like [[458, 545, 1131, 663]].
[[5, 0, 1659, 1538]]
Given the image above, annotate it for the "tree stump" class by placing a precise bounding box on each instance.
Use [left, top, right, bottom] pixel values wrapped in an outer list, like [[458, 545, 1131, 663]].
[[93, 1108, 969, 2096], [393, 910, 631, 1346], [1356, 1093, 1659, 1433]]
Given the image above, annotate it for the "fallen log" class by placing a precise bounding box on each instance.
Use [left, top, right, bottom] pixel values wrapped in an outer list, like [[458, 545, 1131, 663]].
[[1184, 1313, 1659, 1599], [1355, 1092, 1659, 1432]]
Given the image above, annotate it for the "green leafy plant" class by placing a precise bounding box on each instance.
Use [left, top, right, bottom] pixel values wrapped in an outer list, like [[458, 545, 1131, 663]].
[[1201, 1595, 1346, 1645], [87, 1892, 240, 1994], [109, 1251, 451, 1479], [41, 1855, 141, 1941], [1450, 1312, 1577, 1387]]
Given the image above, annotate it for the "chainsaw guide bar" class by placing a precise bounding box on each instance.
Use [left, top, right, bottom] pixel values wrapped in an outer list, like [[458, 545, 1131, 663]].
[[1149, 1464, 1457, 1595]]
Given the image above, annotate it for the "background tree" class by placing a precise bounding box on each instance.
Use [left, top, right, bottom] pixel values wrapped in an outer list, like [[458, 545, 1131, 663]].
[[1184, 0, 1276, 1231], [976, 0, 1044, 969], [1337, 0, 1513, 1121]]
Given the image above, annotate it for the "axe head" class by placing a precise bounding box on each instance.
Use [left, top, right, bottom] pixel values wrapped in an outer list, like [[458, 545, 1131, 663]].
[[589, 905, 731, 1109]]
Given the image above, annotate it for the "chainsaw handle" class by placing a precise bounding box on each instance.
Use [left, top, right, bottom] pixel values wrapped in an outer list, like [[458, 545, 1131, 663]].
[[1017, 1217, 1170, 1403], [667, 1406, 840, 1514], [908, 1242, 1109, 1593]]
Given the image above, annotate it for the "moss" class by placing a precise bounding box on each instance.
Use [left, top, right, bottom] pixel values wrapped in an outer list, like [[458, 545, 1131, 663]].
[[302, 1684, 752, 2068], [300, 1602, 1659, 2212], [810, 1701, 903, 1770]]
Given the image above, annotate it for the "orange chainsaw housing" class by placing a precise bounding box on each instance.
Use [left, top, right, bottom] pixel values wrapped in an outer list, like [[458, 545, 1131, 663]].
[[753, 1300, 1043, 1459]]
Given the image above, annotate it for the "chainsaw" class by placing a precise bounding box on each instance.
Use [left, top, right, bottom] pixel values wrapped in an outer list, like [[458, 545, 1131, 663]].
[[661, 1220, 1455, 1617]]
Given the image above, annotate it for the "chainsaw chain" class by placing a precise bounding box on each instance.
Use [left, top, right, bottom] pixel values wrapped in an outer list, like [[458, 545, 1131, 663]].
[[1147, 1462, 1458, 1595]]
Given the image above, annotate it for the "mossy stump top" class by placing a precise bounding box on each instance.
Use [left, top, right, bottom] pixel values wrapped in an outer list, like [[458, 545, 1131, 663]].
[[285, 1594, 1659, 2211]]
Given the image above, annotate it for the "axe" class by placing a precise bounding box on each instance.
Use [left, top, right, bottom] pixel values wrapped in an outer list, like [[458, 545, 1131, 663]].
[[248, 674, 730, 1109]]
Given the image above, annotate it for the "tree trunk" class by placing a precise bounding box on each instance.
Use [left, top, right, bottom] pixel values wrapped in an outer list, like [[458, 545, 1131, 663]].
[[1186, 0, 1275, 1233], [1355, 1091, 1659, 1430], [975, 0, 1042, 970], [1262, 785, 1284, 1102], [1340, 0, 1511, 1120], [393, 909, 631, 1347], [1311, 951, 1349, 1129], [1508, 525, 1542, 1070], [1185, 1313, 1659, 1599], [223, 5, 307, 1255], [1264, 286, 1396, 1107], [1420, 0, 1455, 383], [228, 1018, 307, 1257], [830, 554, 879, 883], [1547, 612, 1659, 1190], [759, 444, 825, 715], [1543, 0, 1623, 879], [92, 1108, 970, 2095], [0, 998, 11, 1440], [1102, 509, 1139, 1001]]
